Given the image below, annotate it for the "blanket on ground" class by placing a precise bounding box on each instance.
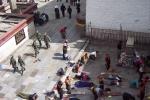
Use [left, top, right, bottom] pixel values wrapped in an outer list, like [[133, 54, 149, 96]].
[[74, 81, 94, 88]]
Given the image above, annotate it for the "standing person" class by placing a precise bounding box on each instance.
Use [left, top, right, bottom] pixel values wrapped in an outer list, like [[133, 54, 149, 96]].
[[32, 40, 39, 58], [18, 55, 25, 75], [43, 33, 51, 49], [56, 81, 63, 99], [65, 76, 72, 94], [139, 83, 145, 100], [105, 54, 111, 71], [63, 40, 68, 59], [36, 30, 42, 48], [60, 3, 66, 17], [117, 40, 123, 59], [67, 6, 72, 19], [10, 56, 18, 73], [76, 2, 80, 14], [66, 0, 68, 2], [54, 5, 60, 19], [60, 26, 67, 39]]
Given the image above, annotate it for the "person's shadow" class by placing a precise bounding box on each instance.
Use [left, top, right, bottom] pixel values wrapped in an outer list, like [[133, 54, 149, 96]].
[[0, 69, 12, 72], [52, 53, 64, 60], [24, 53, 35, 57]]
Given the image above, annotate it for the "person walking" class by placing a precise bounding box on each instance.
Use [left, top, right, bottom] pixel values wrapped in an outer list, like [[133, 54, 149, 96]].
[[60, 26, 67, 39], [76, 2, 80, 14], [43, 33, 51, 49], [54, 5, 60, 19], [36, 30, 42, 48], [67, 6, 72, 19], [10, 56, 18, 73], [138, 65, 144, 82], [32, 40, 39, 58], [60, 3, 66, 17], [105, 54, 111, 71], [18, 55, 25, 75]]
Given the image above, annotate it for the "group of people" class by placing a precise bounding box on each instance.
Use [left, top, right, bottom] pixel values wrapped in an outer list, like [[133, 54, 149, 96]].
[[54, 4, 72, 19], [116, 40, 150, 100], [54, 0, 81, 19], [34, 11, 49, 26], [10, 55, 25, 75], [57, 0, 80, 6], [32, 31, 51, 58], [56, 76, 73, 99]]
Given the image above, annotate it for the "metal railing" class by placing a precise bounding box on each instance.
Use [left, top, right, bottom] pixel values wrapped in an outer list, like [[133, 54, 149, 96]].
[[86, 27, 150, 44]]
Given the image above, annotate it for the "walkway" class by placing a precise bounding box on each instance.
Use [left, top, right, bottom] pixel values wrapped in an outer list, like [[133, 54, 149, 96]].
[[0, 0, 86, 99]]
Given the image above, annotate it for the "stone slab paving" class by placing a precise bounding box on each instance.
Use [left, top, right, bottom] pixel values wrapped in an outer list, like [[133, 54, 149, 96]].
[[67, 40, 150, 100], [0, 0, 86, 100]]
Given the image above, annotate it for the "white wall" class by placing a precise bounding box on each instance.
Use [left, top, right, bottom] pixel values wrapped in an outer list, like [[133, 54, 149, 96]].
[[86, 0, 150, 33], [0, 21, 35, 62], [28, 21, 36, 38]]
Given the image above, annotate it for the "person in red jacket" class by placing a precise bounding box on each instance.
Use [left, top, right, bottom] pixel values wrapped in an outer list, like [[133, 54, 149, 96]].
[[60, 26, 67, 39]]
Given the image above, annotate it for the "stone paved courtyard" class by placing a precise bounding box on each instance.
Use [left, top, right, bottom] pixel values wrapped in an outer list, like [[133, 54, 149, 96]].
[[0, 0, 150, 100]]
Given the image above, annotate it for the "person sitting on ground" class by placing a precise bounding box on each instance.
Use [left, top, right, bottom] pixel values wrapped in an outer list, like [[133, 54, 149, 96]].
[[73, 63, 81, 73], [17, 92, 38, 100], [99, 78, 104, 90], [107, 74, 122, 86], [74, 72, 90, 81], [89, 51, 98, 60], [65, 76, 72, 94], [90, 86, 101, 100], [122, 92, 135, 100], [57, 68, 65, 76]]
